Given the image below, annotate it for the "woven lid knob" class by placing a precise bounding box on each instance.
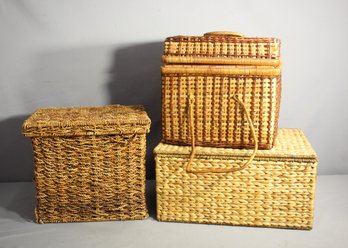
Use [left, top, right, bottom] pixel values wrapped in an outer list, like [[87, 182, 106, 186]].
[[204, 31, 244, 37]]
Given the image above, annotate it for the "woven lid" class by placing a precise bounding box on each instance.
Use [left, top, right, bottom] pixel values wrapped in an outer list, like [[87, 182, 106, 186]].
[[155, 129, 317, 161], [23, 105, 151, 137], [163, 31, 281, 66]]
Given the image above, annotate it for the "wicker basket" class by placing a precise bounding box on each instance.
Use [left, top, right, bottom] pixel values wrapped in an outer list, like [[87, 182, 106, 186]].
[[155, 128, 318, 230], [161, 31, 281, 150], [23, 105, 151, 223]]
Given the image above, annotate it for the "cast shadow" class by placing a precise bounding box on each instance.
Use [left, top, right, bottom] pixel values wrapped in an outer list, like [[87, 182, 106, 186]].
[[0, 115, 33, 182], [145, 180, 157, 219], [0, 182, 36, 222], [107, 42, 163, 180], [0, 115, 36, 221]]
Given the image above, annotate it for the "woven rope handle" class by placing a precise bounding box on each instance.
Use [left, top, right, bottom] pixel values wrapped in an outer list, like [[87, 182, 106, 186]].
[[186, 94, 258, 173], [204, 31, 244, 37]]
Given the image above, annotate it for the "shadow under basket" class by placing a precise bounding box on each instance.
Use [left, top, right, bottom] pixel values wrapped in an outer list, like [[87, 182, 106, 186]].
[[23, 105, 151, 223], [155, 128, 318, 230]]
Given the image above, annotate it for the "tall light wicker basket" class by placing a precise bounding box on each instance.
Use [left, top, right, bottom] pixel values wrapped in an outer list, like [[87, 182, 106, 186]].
[[155, 129, 318, 230], [161, 31, 281, 150], [23, 105, 150, 223]]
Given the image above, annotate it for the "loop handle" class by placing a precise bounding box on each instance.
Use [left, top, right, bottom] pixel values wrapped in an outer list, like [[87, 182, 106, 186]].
[[186, 94, 258, 173], [204, 31, 244, 37]]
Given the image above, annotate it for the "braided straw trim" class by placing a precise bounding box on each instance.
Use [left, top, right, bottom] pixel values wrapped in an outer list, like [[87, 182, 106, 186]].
[[161, 65, 280, 76], [162, 56, 281, 66]]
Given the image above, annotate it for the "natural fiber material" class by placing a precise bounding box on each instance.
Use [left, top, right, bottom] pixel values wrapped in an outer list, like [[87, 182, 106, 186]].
[[163, 32, 281, 65], [155, 129, 318, 230], [23, 105, 151, 223], [23, 105, 150, 137], [161, 32, 281, 149], [186, 94, 258, 173]]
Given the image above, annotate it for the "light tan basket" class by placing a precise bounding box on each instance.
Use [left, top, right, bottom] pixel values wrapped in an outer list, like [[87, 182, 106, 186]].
[[23, 105, 151, 223], [155, 128, 318, 229], [161, 31, 281, 149]]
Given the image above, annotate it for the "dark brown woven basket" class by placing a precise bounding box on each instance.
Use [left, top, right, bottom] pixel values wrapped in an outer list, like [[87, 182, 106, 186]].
[[23, 105, 151, 223]]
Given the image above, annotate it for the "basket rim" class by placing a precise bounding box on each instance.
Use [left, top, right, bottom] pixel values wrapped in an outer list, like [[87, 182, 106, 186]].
[[165, 35, 280, 43], [154, 128, 317, 160], [161, 64, 281, 76]]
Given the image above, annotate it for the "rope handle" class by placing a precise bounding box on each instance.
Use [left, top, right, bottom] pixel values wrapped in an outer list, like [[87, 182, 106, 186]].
[[204, 31, 244, 37], [186, 94, 258, 173]]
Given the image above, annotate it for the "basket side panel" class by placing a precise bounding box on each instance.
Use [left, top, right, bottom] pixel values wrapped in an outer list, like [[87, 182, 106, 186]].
[[156, 155, 317, 229], [161, 74, 281, 149], [32, 134, 148, 223]]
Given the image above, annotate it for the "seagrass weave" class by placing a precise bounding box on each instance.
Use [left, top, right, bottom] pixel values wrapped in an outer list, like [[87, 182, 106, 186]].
[[23, 105, 151, 223], [161, 32, 281, 149], [155, 129, 318, 230]]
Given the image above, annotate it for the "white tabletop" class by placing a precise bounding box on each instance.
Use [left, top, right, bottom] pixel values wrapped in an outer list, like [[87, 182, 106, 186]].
[[0, 176, 347, 248]]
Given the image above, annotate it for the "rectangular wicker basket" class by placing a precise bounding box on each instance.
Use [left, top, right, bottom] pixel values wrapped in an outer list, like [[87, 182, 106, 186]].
[[155, 128, 318, 229], [23, 105, 151, 223], [162, 31, 281, 149]]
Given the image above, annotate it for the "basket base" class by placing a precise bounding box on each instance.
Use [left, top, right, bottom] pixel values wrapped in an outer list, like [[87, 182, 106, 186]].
[[35, 208, 148, 224], [156, 215, 312, 230]]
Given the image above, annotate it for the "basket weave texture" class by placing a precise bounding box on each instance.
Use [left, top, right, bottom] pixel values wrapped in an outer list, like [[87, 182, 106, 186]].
[[161, 33, 281, 149], [163, 36, 280, 64], [155, 128, 318, 229], [23, 105, 150, 223]]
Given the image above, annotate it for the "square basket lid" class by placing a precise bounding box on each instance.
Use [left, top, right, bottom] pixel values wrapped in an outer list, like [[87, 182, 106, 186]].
[[23, 105, 151, 137], [155, 129, 317, 161]]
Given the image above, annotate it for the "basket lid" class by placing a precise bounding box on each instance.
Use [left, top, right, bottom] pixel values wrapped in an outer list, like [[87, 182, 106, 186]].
[[23, 105, 151, 137], [163, 31, 281, 66], [154, 129, 317, 161]]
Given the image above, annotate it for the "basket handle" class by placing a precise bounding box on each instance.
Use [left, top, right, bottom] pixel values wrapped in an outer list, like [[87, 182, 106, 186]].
[[204, 31, 244, 37], [186, 94, 258, 173]]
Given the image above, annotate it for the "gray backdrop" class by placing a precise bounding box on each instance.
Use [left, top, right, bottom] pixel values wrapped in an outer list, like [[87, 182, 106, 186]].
[[1, 0, 347, 181]]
